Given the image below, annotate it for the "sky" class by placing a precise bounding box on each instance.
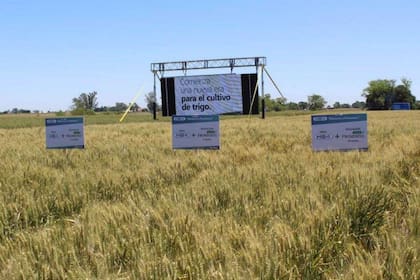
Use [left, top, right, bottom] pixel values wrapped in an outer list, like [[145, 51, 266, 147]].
[[1, 0, 419, 112]]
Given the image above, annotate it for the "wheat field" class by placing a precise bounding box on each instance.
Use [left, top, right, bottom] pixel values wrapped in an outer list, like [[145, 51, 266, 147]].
[[0, 111, 419, 279]]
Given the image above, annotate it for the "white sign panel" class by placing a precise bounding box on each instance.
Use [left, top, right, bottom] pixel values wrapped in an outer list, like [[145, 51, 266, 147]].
[[172, 115, 220, 149], [311, 114, 368, 151], [174, 74, 242, 115], [45, 117, 85, 149]]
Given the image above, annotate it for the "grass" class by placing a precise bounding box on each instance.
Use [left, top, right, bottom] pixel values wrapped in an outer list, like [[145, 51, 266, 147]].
[[0, 112, 159, 129], [0, 110, 419, 279], [0, 109, 316, 129]]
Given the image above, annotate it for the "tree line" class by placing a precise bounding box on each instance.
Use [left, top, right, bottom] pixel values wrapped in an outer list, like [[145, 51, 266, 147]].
[[2, 78, 417, 115], [70, 91, 366, 114], [262, 94, 367, 112], [263, 77, 417, 112]]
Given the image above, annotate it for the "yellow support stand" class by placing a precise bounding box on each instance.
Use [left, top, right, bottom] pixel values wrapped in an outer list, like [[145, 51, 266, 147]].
[[119, 88, 143, 123]]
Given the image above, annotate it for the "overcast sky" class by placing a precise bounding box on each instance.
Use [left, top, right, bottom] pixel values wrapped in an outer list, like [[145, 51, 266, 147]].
[[1, 0, 419, 111]]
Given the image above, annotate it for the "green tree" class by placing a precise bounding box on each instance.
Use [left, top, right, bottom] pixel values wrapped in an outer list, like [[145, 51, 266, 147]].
[[298, 101, 308, 110], [333, 102, 341, 109], [287, 102, 298, 110], [263, 94, 274, 111], [401, 77, 412, 90], [362, 79, 395, 110], [352, 101, 366, 109], [72, 92, 98, 112], [131, 102, 140, 112], [363, 78, 416, 110], [308, 94, 327, 110], [113, 102, 128, 112], [272, 97, 287, 111], [263, 94, 287, 111], [393, 78, 416, 107]]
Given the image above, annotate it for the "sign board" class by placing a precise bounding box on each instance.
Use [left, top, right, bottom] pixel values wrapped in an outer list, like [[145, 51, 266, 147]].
[[311, 114, 368, 151], [161, 73, 259, 116], [45, 117, 85, 149], [172, 115, 220, 149]]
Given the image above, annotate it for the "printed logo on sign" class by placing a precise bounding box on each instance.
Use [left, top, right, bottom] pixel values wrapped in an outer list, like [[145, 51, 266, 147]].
[[175, 130, 188, 138], [313, 116, 328, 122], [316, 134, 332, 140], [174, 117, 186, 121]]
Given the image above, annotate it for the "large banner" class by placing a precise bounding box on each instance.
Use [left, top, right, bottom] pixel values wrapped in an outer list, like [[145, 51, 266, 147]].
[[311, 114, 368, 151], [161, 73, 259, 116], [175, 74, 242, 115]]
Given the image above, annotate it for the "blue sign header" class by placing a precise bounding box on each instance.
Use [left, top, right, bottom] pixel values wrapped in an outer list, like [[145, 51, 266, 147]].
[[172, 115, 219, 124], [45, 117, 84, 126], [311, 114, 367, 125]]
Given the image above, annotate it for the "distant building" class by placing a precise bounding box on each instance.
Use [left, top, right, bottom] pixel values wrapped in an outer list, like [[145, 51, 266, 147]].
[[391, 102, 410, 110]]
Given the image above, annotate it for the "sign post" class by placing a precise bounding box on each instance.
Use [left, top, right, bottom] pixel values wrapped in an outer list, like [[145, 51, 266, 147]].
[[45, 117, 85, 149], [311, 114, 368, 151], [172, 115, 220, 150]]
